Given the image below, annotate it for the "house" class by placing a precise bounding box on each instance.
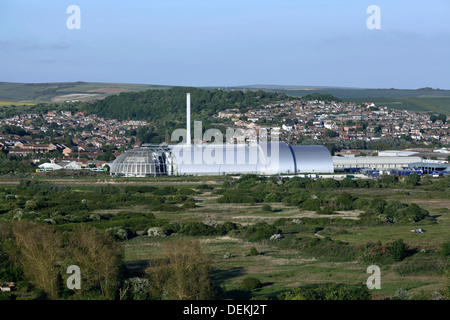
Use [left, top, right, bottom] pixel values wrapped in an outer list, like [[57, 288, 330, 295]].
[[37, 163, 63, 171], [0, 282, 15, 292]]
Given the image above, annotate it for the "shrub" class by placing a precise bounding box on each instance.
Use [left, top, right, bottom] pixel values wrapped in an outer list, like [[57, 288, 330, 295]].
[[153, 186, 178, 196], [245, 223, 279, 242], [262, 204, 273, 212], [316, 205, 335, 215], [300, 198, 322, 211], [280, 284, 370, 300], [249, 247, 259, 256], [196, 184, 214, 190], [388, 239, 409, 262], [335, 192, 354, 210], [180, 222, 217, 236], [440, 241, 450, 257], [396, 203, 429, 222], [241, 277, 262, 291], [182, 200, 196, 209]]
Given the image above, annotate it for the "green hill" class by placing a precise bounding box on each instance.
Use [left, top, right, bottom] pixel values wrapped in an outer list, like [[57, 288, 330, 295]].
[[1, 82, 449, 115], [0, 81, 170, 103]]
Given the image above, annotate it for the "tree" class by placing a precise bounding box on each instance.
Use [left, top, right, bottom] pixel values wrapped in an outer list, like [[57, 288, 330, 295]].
[[66, 225, 123, 299], [324, 129, 338, 138], [145, 238, 215, 300], [437, 113, 447, 124], [10, 221, 63, 300], [405, 173, 420, 187]]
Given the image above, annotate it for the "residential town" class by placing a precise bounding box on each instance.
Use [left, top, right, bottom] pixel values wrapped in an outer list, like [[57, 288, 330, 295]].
[[0, 111, 148, 169], [217, 99, 449, 145], [0, 98, 449, 171]]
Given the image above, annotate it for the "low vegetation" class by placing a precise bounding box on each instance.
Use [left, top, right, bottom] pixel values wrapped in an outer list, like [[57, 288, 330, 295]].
[[0, 174, 449, 300]]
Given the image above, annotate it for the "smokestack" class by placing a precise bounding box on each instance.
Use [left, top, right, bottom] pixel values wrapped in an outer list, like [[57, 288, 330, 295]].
[[186, 93, 191, 145]]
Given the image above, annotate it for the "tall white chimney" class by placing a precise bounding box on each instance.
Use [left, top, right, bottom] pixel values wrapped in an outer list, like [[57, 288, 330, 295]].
[[186, 93, 191, 145]]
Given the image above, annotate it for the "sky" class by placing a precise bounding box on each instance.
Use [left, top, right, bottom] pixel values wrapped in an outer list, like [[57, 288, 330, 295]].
[[1, 0, 449, 89]]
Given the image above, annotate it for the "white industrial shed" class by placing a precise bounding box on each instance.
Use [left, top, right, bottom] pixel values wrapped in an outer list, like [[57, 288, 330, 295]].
[[110, 142, 334, 177], [333, 156, 422, 170]]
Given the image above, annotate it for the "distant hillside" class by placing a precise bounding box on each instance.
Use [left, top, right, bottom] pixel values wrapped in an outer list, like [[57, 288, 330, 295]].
[[210, 85, 450, 115], [0, 81, 170, 103], [226, 85, 450, 99], [1, 81, 449, 115]]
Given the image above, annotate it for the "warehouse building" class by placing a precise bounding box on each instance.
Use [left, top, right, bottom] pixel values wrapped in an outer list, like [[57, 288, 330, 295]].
[[333, 156, 422, 171], [109, 142, 334, 177]]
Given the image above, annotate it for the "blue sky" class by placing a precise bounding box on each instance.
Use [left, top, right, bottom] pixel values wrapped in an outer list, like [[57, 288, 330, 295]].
[[1, 0, 449, 88]]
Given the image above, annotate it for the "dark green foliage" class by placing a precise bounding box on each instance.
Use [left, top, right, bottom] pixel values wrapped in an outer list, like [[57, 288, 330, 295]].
[[378, 175, 399, 187], [405, 173, 421, 187], [182, 200, 196, 209], [196, 184, 214, 190], [180, 222, 224, 236], [162, 222, 183, 235], [440, 241, 450, 257], [18, 180, 69, 194], [0, 124, 28, 136], [316, 205, 335, 215], [241, 277, 262, 291], [153, 186, 178, 196], [217, 191, 257, 204], [334, 192, 354, 211], [340, 178, 357, 188], [280, 283, 370, 300], [84, 87, 289, 122], [388, 239, 410, 262], [222, 222, 239, 233], [245, 223, 279, 242], [124, 185, 158, 193], [249, 247, 259, 256], [151, 203, 183, 212], [299, 198, 322, 211], [0, 292, 16, 300]]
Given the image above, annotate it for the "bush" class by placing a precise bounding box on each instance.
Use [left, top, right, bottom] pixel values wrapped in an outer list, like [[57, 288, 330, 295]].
[[440, 241, 450, 257], [245, 223, 279, 242], [280, 283, 370, 300], [153, 186, 178, 196], [262, 204, 272, 212], [196, 184, 214, 190], [182, 200, 196, 209], [388, 239, 409, 262], [300, 198, 322, 211], [249, 247, 259, 256], [179, 222, 220, 236], [241, 277, 262, 291]]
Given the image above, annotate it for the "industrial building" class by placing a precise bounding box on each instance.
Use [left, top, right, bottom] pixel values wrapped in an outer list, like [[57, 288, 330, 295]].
[[109, 93, 334, 177], [332, 156, 422, 171], [109, 142, 334, 177]]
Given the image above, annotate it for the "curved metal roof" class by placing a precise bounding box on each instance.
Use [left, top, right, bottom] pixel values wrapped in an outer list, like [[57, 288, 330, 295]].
[[170, 142, 333, 175], [111, 143, 334, 176], [110, 147, 173, 177], [290, 145, 334, 173]]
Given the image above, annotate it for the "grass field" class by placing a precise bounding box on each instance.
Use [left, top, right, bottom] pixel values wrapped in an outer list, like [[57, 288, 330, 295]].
[[0, 100, 36, 106], [342, 97, 450, 115]]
